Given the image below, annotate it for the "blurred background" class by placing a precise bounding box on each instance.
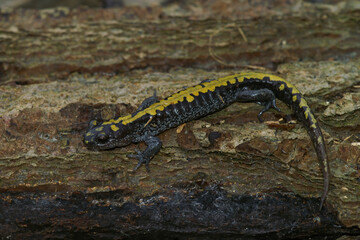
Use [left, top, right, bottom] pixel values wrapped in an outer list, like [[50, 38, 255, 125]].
[[0, 0, 153, 8], [0, 0, 354, 9]]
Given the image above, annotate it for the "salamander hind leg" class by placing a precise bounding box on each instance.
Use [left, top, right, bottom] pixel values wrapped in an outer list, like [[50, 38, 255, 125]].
[[127, 136, 162, 172], [236, 88, 281, 122], [200, 78, 215, 83]]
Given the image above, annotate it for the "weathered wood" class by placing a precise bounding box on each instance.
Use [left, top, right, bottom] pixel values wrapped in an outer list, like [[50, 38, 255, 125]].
[[0, 2, 360, 238]]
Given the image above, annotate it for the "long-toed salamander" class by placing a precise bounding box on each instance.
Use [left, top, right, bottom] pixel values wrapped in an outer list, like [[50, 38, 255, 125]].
[[84, 72, 330, 209]]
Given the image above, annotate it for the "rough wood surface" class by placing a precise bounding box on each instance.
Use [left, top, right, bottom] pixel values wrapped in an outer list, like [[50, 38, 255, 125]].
[[0, 1, 360, 238]]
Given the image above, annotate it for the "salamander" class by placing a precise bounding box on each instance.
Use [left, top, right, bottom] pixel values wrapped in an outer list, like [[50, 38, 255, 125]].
[[84, 72, 330, 209]]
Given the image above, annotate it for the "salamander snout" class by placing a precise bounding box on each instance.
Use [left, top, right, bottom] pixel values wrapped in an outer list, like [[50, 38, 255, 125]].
[[83, 124, 113, 150], [83, 121, 131, 150]]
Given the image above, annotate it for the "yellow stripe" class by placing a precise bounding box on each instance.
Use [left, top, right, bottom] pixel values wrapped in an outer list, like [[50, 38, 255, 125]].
[[299, 98, 308, 108], [298, 97, 317, 123], [103, 72, 306, 126], [103, 114, 132, 125], [111, 125, 119, 131]]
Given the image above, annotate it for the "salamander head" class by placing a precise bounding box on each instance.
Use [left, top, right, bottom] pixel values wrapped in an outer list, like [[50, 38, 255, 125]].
[[83, 120, 131, 150]]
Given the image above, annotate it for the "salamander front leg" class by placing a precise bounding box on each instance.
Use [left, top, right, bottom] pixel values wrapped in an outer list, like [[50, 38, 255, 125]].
[[127, 136, 162, 172], [236, 88, 281, 122], [132, 90, 159, 117]]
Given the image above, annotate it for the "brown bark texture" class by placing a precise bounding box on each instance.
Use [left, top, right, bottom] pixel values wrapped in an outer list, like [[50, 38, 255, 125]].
[[0, 1, 360, 239]]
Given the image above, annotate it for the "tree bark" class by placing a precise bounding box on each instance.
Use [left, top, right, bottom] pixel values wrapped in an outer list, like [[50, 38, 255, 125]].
[[0, 2, 360, 238]]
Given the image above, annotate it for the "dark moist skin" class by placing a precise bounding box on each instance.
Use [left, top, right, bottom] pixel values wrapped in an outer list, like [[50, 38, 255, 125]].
[[84, 72, 330, 209]]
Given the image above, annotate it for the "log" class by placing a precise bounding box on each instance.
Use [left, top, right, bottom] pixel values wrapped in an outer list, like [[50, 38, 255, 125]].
[[0, 2, 360, 238]]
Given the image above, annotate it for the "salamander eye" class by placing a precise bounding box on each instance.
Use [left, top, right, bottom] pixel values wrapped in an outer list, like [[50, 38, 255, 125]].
[[96, 132, 109, 144]]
